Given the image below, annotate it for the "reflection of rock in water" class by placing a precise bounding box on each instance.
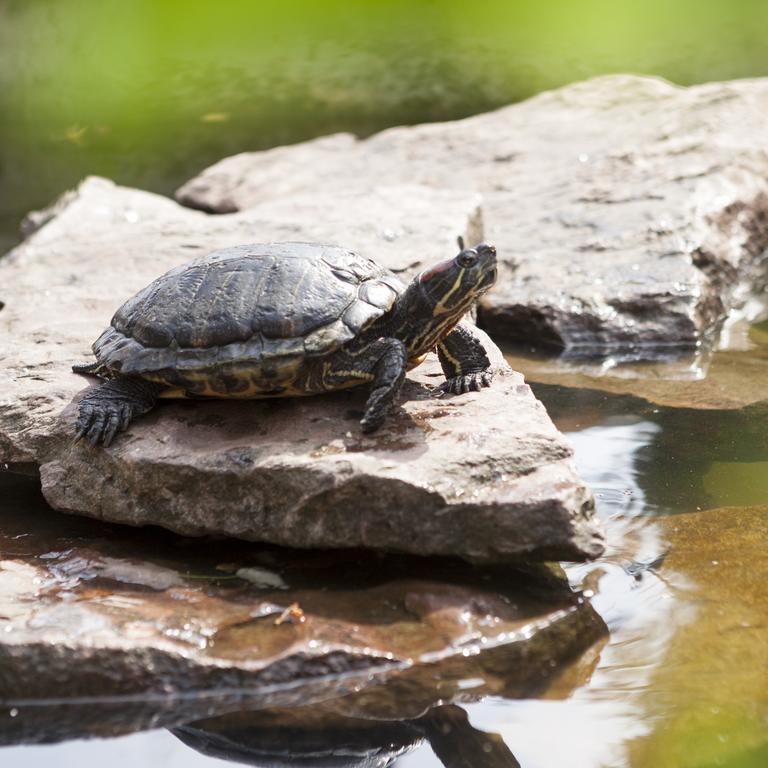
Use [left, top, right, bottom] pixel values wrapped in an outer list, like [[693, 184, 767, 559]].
[[534, 384, 768, 514], [417, 706, 521, 768], [173, 713, 417, 768], [171, 704, 520, 768]]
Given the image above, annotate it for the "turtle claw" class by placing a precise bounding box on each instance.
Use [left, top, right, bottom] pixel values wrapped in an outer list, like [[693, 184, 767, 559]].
[[119, 404, 133, 432], [440, 370, 493, 396], [87, 411, 108, 446], [74, 403, 96, 443], [101, 408, 124, 447], [360, 391, 388, 433], [74, 402, 131, 447], [360, 413, 385, 433]]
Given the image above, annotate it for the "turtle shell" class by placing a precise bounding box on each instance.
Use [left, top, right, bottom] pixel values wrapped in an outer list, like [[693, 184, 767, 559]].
[[91, 243, 404, 394]]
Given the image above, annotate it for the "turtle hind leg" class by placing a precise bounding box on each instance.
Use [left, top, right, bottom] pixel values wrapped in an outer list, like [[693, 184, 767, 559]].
[[75, 377, 164, 447]]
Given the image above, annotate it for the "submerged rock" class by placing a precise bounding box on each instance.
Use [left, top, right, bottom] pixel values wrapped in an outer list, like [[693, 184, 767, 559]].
[[0, 475, 607, 744], [0, 176, 603, 563], [177, 75, 768, 359]]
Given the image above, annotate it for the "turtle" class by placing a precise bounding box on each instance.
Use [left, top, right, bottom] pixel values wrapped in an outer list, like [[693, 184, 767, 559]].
[[72, 239, 498, 446]]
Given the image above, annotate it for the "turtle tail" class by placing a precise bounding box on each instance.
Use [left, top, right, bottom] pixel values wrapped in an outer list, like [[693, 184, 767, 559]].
[[72, 360, 110, 378]]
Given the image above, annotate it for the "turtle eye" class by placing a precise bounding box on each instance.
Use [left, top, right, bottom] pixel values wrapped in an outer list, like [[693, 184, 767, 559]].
[[456, 250, 478, 268]]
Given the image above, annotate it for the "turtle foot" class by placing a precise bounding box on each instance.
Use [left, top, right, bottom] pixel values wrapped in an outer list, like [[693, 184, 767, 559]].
[[74, 377, 162, 447], [439, 370, 493, 395]]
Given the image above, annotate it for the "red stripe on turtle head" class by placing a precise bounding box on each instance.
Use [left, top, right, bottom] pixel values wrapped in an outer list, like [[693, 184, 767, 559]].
[[419, 258, 455, 284]]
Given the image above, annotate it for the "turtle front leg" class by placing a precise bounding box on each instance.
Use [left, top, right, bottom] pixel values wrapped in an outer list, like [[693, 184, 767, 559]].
[[323, 338, 408, 433], [360, 338, 408, 433], [437, 323, 494, 395], [75, 377, 164, 447]]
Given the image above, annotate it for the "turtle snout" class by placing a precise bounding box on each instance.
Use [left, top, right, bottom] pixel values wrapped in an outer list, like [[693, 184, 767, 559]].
[[476, 243, 497, 260], [476, 244, 497, 289], [477, 243, 497, 272]]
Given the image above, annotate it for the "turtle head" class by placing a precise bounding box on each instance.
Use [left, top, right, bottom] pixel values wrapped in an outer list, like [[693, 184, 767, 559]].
[[417, 238, 497, 318]]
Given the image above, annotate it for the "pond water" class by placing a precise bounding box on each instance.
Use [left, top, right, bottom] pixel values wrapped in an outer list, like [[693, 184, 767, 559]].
[[2, 326, 768, 767]]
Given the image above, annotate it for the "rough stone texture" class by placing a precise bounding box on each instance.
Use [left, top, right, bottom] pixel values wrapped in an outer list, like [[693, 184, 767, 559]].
[[177, 75, 768, 358], [0, 177, 603, 563], [0, 475, 607, 743]]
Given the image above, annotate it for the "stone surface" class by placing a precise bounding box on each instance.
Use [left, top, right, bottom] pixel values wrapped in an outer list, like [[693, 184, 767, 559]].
[[0, 177, 603, 563], [1, 177, 480, 464], [0, 474, 607, 744], [177, 75, 768, 358]]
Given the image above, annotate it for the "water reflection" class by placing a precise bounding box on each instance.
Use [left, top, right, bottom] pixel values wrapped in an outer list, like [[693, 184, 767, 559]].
[[503, 315, 768, 412], [172, 704, 520, 767], [516, 378, 768, 767], [535, 384, 768, 515], [436, 412, 684, 768], [566, 419, 661, 520]]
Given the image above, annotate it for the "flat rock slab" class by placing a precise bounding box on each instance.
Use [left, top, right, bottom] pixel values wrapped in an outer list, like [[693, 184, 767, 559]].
[[0, 177, 603, 563], [177, 75, 768, 358], [0, 475, 607, 743]]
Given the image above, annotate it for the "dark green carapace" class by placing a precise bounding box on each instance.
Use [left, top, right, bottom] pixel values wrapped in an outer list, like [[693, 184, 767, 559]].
[[73, 240, 497, 445]]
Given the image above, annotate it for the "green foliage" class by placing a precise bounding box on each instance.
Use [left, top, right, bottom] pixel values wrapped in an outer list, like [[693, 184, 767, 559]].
[[2, 0, 768, 253]]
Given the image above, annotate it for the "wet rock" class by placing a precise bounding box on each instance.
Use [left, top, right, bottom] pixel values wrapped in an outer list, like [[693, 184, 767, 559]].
[[177, 75, 768, 358], [0, 177, 603, 563], [504, 329, 768, 412], [0, 475, 607, 743]]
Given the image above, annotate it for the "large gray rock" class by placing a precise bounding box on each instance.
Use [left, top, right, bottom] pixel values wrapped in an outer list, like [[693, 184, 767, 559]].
[[177, 75, 768, 358], [0, 177, 603, 563], [0, 176, 480, 464], [0, 475, 607, 743]]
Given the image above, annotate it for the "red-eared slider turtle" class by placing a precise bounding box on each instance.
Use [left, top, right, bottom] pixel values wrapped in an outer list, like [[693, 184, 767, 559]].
[[72, 239, 497, 446]]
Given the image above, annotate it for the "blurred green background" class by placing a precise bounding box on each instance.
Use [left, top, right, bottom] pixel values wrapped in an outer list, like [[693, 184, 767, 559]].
[[2, 0, 768, 254]]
